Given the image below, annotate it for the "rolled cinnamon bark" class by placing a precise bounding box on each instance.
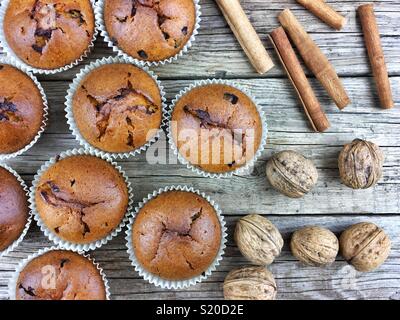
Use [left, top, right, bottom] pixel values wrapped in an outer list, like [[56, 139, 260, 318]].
[[215, 0, 274, 74], [296, 0, 346, 30], [279, 9, 351, 109], [270, 27, 330, 132], [358, 4, 394, 109]]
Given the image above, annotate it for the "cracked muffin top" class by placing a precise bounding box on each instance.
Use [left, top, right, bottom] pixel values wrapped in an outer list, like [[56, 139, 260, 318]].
[[132, 190, 221, 281], [0, 64, 44, 155], [171, 84, 263, 173], [35, 155, 129, 244], [0, 167, 29, 252], [72, 63, 163, 153], [104, 0, 196, 62], [3, 0, 95, 70], [16, 250, 106, 300]]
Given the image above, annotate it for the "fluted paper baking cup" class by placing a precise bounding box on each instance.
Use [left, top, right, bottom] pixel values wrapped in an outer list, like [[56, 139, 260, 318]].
[[167, 79, 268, 178], [0, 0, 98, 74], [8, 246, 111, 300], [65, 56, 167, 159], [95, 0, 201, 67], [29, 148, 134, 252], [0, 164, 32, 258], [125, 185, 227, 289], [0, 57, 48, 160]]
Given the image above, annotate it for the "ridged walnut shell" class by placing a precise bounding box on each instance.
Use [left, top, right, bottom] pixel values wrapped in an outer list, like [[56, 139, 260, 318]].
[[266, 150, 318, 198], [290, 226, 339, 267], [234, 214, 283, 265], [340, 222, 391, 272], [223, 266, 277, 300], [338, 139, 384, 189]]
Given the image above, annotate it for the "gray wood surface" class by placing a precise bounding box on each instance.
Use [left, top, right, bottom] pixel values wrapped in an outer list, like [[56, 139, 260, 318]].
[[1, 0, 399, 300]]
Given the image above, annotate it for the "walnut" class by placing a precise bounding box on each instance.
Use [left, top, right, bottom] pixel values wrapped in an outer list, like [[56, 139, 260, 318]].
[[340, 222, 391, 272], [266, 150, 318, 198], [234, 214, 283, 265], [290, 226, 339, 267], [338, 139, 384, 189], [223, 266, 277, 300]]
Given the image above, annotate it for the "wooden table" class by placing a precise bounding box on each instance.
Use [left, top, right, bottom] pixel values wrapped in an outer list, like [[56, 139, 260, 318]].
[[1, 0, 399, 300]]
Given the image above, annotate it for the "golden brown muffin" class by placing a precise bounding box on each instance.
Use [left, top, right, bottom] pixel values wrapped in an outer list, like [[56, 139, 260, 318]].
[[0, 167, 29, 252], [72, 63, 162, 153], [104, 0, 196, 62], [35, 155, 129, 244], [0, 64, 44, 155], [132, 190, 221, 281], [16, 250, 107, 300], [171, 84, 263, 173], [4, 0, 95, 70]]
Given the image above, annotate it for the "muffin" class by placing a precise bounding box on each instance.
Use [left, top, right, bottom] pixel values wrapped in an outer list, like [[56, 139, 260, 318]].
[[103, 0, 196, 62], [0, 167, 29, 252], [15, 250, 107, 300], [0, 64, 44, 155], [132, 190, 221, 281], [72, 63, 162, 153], [3, 0, 95, 70], [171, 84, 263, 173], [35, 155, 129, 244]]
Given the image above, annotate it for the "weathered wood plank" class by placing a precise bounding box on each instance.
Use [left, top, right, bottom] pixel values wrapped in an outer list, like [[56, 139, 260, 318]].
[[1, 215, 399, 300]]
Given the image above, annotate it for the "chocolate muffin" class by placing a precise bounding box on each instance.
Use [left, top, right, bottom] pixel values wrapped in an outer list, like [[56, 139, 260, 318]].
[[0, 64, 44, 155], [3, 0, 95, 70], [104, 0, 196, 62], [35, 155, 129, 244], [72, 63, 162, 153], [132, 190, 222, 281], [0, 167, 29, 252], [171, 84, 263, 173], [16, 250, 107, 300]]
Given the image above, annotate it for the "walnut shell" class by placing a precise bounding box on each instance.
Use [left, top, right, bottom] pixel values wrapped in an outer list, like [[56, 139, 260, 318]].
[[338, 139, 384, 189], [234, 214, 283, 265], [266, 150, 318, 198], [290, 226, 339, 267], [223, 266, 277, 300], [340, 222, 391, 272]]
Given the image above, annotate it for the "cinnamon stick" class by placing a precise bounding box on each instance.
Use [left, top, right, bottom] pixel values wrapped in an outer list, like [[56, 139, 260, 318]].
[[358, 4, 394, 109], [215, 0, 274, 74], [278, 9, 351, 109], [296, 0, 346, 30], [269, 27, 330, 132]]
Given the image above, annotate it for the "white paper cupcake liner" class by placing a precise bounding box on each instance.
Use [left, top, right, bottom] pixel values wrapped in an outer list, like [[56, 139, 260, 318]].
[[0, 56, 48, 160], [29, 148, 134, 252], [95, 0, 201, 67], [0, 0, 98, 74], [167, 79, 268, 178], [8, 246, 111, 300], [0, 164, 32, 258], [125, 185, 227, 289], [65, 56, 167, 159]]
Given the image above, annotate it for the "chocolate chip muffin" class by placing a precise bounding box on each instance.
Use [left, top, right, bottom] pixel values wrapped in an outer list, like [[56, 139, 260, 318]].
[[0, 64, 44, 155], [35, 155, 129, 244], [3, 0, 95, 70], [0, 167, 29, 252], [132, 190, 222, 281], [16, 250, 107, 300], [72, 63, 162, 153], [171, 84, 263, 173], [104, 0, 196, 62]]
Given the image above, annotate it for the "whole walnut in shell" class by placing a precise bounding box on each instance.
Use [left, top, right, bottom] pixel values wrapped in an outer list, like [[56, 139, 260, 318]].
[[290, 226, 339, 267], [223, 266, 277, 300], [338, 139, 384, 189], [234, 214, 283, 265], [340, 222, 391, 272], [266, 150, 318, 198]]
